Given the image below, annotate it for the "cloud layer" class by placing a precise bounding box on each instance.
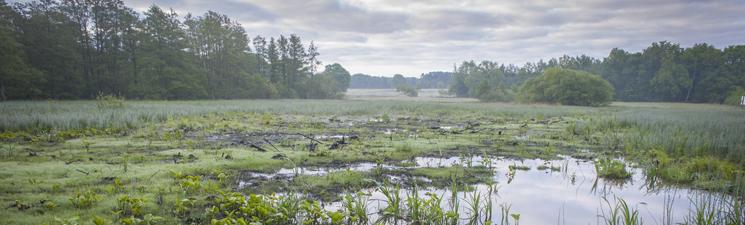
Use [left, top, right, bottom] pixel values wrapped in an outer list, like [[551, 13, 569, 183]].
[[123, 0, 745, 76]]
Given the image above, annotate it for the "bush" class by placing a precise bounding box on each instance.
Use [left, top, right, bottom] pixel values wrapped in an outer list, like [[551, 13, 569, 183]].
[[396, 84, 419, 97], [723, 87, 745, 106], [518, 68, 614, 106]]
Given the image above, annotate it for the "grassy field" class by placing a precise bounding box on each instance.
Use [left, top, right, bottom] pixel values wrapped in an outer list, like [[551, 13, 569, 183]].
[[0, 97, 743, 224]]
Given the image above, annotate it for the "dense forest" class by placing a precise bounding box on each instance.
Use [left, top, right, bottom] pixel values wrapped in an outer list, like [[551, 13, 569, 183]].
[[451, 42, 745, 104], [0, 0, 351, 100], [350, 72, 452, 89]]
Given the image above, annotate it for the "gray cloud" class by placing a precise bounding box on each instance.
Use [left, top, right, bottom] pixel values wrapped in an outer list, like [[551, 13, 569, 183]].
[[93, 0, 745, 75], [126, 0, 277, 22]]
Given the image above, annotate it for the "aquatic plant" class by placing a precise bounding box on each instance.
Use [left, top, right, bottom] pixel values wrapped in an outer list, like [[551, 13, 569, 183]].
[[500, 204, 512, 225], [376, 185, 403, 224], [342, 192, 369, 225], [464, 191, 483, 225], [600, 197, 643, 225], [595, 158, 632, 179]]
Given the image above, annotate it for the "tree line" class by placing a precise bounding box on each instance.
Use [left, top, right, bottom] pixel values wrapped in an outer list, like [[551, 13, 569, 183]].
[[450, 41, 745, 104], [350, 72, 452, 89], [0, 0, 351, 100]]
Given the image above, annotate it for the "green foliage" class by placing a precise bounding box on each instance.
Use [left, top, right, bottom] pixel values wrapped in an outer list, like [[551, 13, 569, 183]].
[[318, 63, 352, 92], [651, 57, 691, 101], [0, 2, 43, 100], [305, 74, 345, 99], [595, 158, 631, 179], [2, 2, 345, 100], [448, 61, 514, 102], [723, 87, 745, 105], [179, 175, 203, 194], [602, 41, 745, 103], [342, 193, 369, 225], [396, 84, 419, 97], [116, 195, 146, 218], [69, 190, 102, 209], [206, 192, 347, 225], [519, 68, 614, 106], [446, 41, 745, 103]]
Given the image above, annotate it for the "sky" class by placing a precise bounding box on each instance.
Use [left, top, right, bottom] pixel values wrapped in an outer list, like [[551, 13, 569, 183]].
[[64, 0, 745, 76]]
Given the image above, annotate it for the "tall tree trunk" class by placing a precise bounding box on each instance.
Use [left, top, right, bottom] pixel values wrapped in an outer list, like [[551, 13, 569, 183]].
[[685, 72, 698, 102]]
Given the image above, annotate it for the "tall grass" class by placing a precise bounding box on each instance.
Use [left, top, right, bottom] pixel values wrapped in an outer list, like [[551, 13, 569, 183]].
[[0, 99, 595, 131], [600, 196, 643, 225], [610, 103, 745, 162], [684, 192, 745, 225]]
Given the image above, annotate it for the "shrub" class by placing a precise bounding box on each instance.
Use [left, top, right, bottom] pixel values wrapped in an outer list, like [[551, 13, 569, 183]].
[[475, 88, 513, 102], [723, 87, 745, 106], [396, 84, 419, 97], [518, 68, 614, 106]]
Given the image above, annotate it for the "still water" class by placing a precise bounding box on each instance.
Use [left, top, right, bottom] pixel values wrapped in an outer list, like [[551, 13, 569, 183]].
[[241, 155, 734, 224]]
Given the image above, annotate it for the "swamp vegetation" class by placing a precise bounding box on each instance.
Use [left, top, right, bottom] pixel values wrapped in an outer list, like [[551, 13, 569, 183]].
[[0, 99, 743, 224]]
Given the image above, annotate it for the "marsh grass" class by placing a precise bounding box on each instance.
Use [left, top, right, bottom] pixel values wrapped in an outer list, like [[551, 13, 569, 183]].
[[602, 103, 745, 163], [684, 192, 745, 225], [372, 179, 506, 225], [1, 100, 743, 224], [0, 100, 594, 132], [595, 158, 632, 179], [600, 196, 643, 225]]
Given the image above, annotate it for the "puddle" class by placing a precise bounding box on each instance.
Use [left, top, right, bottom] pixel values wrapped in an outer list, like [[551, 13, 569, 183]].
[[239, 155, 736, 224]]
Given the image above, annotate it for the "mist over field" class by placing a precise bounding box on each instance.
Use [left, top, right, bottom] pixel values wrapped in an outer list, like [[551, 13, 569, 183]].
[[1, 0, 744, 224]]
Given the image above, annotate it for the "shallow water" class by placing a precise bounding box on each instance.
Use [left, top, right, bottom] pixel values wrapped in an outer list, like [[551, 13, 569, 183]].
[[240, 155, 734, 224]]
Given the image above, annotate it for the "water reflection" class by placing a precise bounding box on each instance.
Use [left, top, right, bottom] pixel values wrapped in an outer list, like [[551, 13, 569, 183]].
[[240, 155, 734, 224]]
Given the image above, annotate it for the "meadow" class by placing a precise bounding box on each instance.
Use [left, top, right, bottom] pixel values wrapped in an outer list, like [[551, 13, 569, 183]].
[[0, 92, 743, 224]]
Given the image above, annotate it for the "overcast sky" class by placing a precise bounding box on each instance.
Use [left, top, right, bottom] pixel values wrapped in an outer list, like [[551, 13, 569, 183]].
[[110, 1, 745, 76]]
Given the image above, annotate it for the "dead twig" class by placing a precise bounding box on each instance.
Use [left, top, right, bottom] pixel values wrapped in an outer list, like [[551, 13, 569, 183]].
[[75, 168, 89, 175], [241, 140, 268, 152], [295, 133, 325, 144]]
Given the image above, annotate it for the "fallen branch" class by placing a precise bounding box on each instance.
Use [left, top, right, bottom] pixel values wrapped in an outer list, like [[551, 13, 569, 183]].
[[237, 140, 268, 152], [75, 168, 89, 175], [64, 159, 83, 165], [295, 133, 325, 144]]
